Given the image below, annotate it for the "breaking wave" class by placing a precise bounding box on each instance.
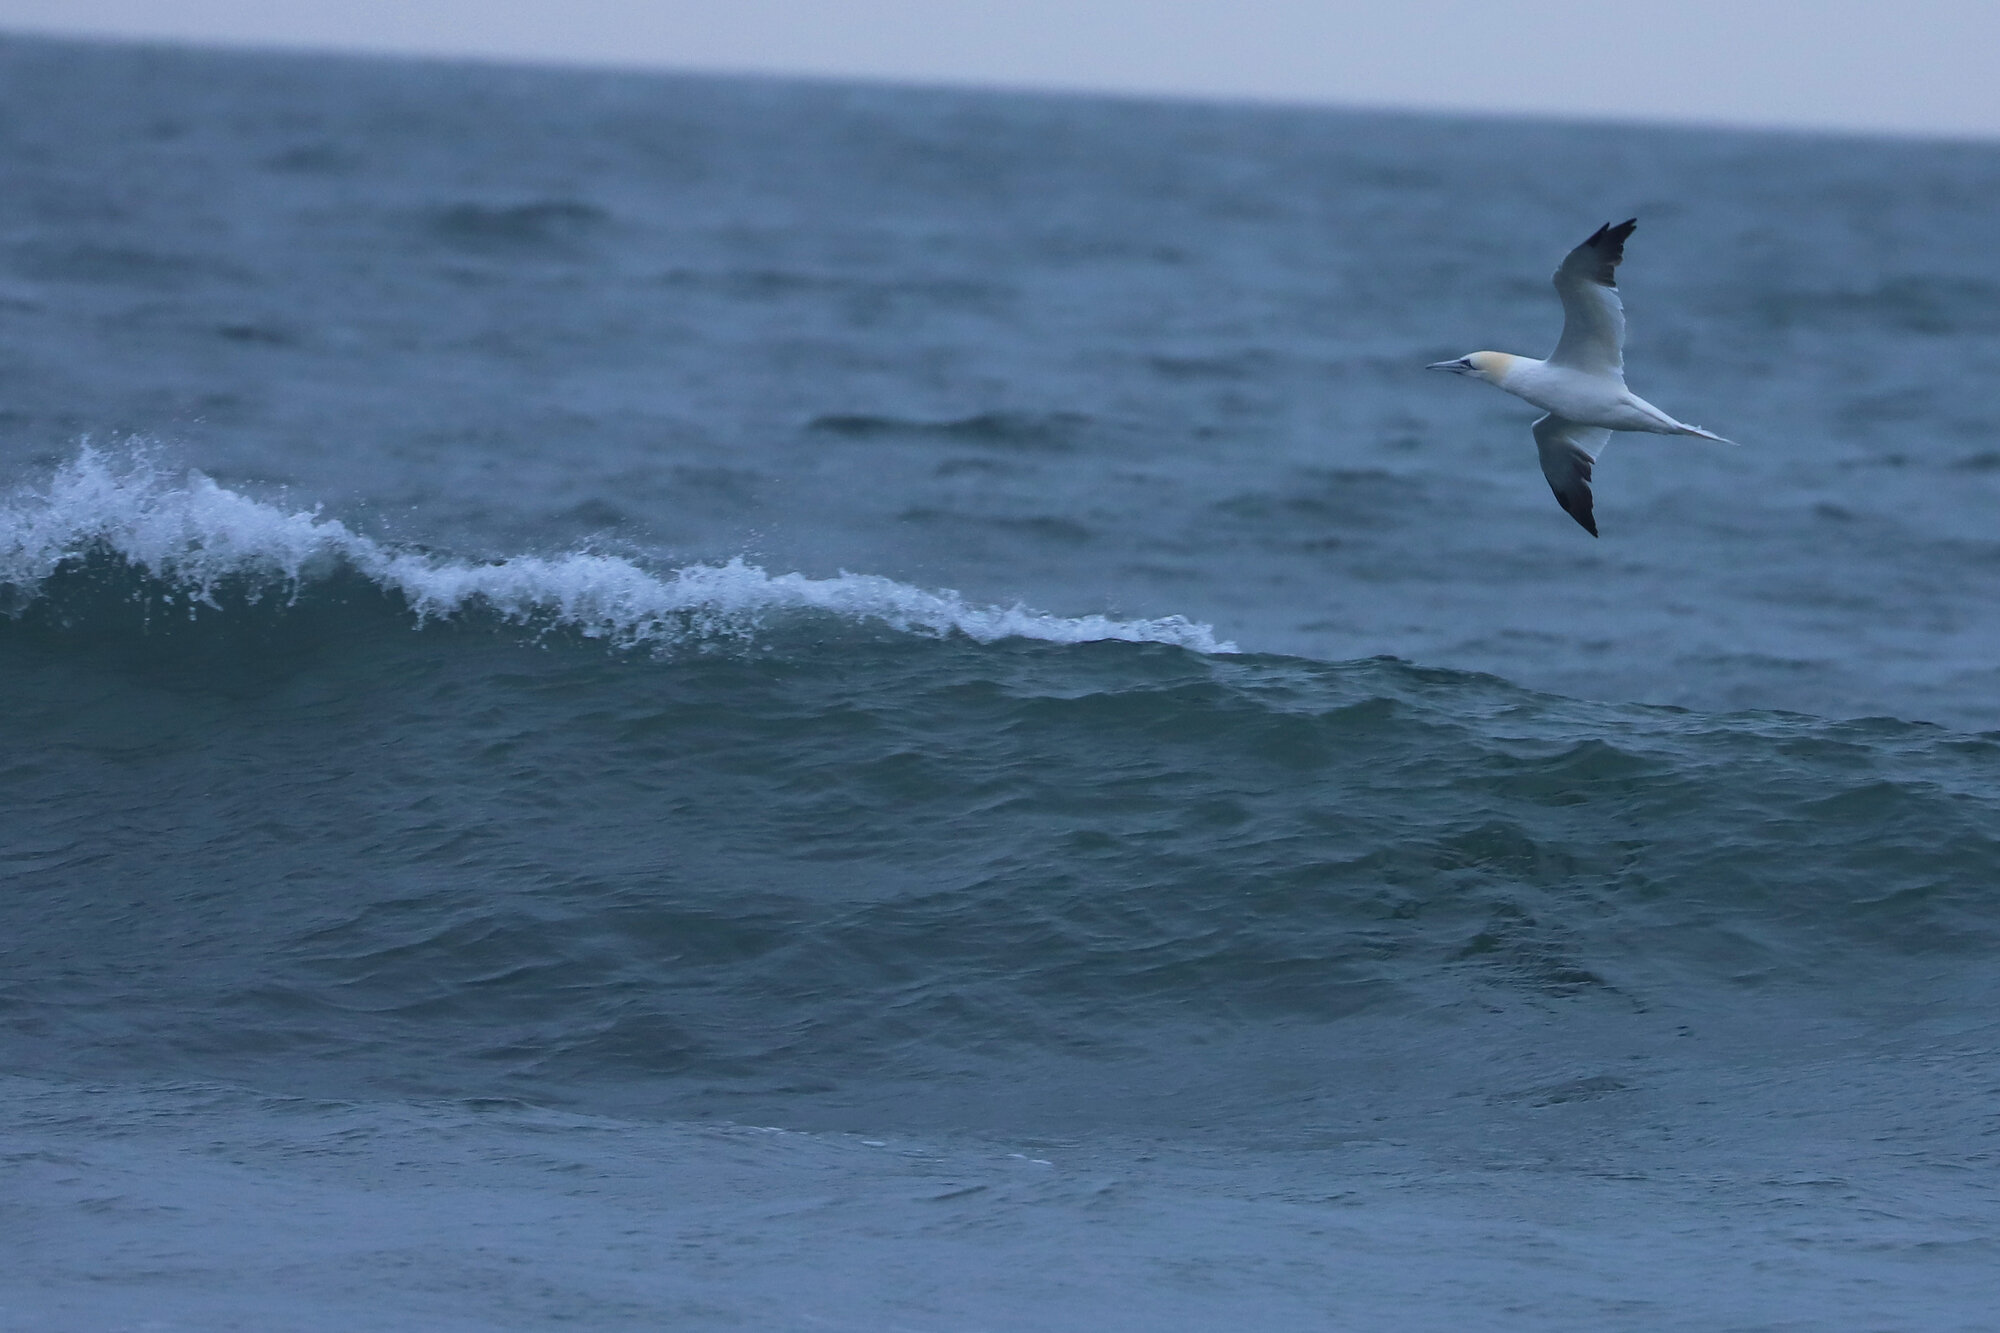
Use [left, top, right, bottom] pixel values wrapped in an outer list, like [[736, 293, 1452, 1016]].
[[0, 449, 1234, 653]]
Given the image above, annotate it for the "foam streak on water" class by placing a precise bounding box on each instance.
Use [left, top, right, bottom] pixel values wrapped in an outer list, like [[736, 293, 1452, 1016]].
[[0, 449, 1233, 652]]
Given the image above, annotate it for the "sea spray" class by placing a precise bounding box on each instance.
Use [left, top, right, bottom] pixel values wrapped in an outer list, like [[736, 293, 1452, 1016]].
[[1, 448, 1236, 653]]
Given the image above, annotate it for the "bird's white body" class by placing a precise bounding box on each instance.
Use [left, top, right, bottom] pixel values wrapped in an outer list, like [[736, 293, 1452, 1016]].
[[1429, 220, 1732, 535], [1467, 352, 1727, 441]]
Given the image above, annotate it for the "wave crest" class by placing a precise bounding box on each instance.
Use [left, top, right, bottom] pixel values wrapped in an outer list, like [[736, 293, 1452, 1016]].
[[0, 449, 1236, 653]]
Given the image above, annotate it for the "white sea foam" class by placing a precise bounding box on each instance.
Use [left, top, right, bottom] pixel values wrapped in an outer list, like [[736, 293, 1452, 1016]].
[[0, 449, 1236, 653]]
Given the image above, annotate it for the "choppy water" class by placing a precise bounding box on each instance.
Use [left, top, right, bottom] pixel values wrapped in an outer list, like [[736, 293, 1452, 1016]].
[[4, 31, 2000, 1333]]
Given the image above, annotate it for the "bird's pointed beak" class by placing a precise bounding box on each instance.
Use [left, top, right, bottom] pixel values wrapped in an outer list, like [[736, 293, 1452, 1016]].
[[1427, 358, 1471, 373]]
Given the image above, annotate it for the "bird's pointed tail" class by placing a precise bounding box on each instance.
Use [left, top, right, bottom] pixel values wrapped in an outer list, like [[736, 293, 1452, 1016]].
[[1676, 423, 1736, 445]]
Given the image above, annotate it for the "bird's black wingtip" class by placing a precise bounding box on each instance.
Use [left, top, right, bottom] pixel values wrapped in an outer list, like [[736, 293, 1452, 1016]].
[[1553, 492, 1599, 536], [1587, 218, 1638, 247], [1574, 218, 1638, 288]]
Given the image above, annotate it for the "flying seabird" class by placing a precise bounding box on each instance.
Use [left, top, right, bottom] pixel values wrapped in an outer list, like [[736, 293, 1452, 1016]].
[[1428, 219, 1732, 536]]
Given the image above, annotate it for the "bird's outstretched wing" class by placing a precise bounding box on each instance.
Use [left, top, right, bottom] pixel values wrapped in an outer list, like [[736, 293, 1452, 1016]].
[[1533, 413, 1612, 536], [1547, 218, 1636, 376]]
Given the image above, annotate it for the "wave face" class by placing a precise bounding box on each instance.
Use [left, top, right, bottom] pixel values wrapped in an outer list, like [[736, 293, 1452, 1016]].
[[6, 453, 1998, 1124]]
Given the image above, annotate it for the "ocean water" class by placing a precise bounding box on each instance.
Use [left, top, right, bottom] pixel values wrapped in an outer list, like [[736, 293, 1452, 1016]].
[[4, 31, 2000, 1332]]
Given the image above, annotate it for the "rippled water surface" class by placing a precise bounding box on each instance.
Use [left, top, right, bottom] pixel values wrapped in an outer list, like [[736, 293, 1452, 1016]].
[[4, 32, 2000, 1333]]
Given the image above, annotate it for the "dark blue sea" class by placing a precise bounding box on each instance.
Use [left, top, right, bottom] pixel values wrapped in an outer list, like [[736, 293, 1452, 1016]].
[[4, 31, 2000, 1332]]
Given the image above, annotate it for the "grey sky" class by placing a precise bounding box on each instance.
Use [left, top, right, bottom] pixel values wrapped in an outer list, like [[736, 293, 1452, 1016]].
[[2, 1, 1995, 139]]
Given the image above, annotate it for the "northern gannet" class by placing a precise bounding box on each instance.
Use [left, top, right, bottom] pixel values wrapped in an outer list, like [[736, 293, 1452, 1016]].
[[1428, 219, 1732, 536]]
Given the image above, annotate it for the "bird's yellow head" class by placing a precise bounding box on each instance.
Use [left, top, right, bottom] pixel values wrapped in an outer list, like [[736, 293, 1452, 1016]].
[[1426, 351, 1518, 382]]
